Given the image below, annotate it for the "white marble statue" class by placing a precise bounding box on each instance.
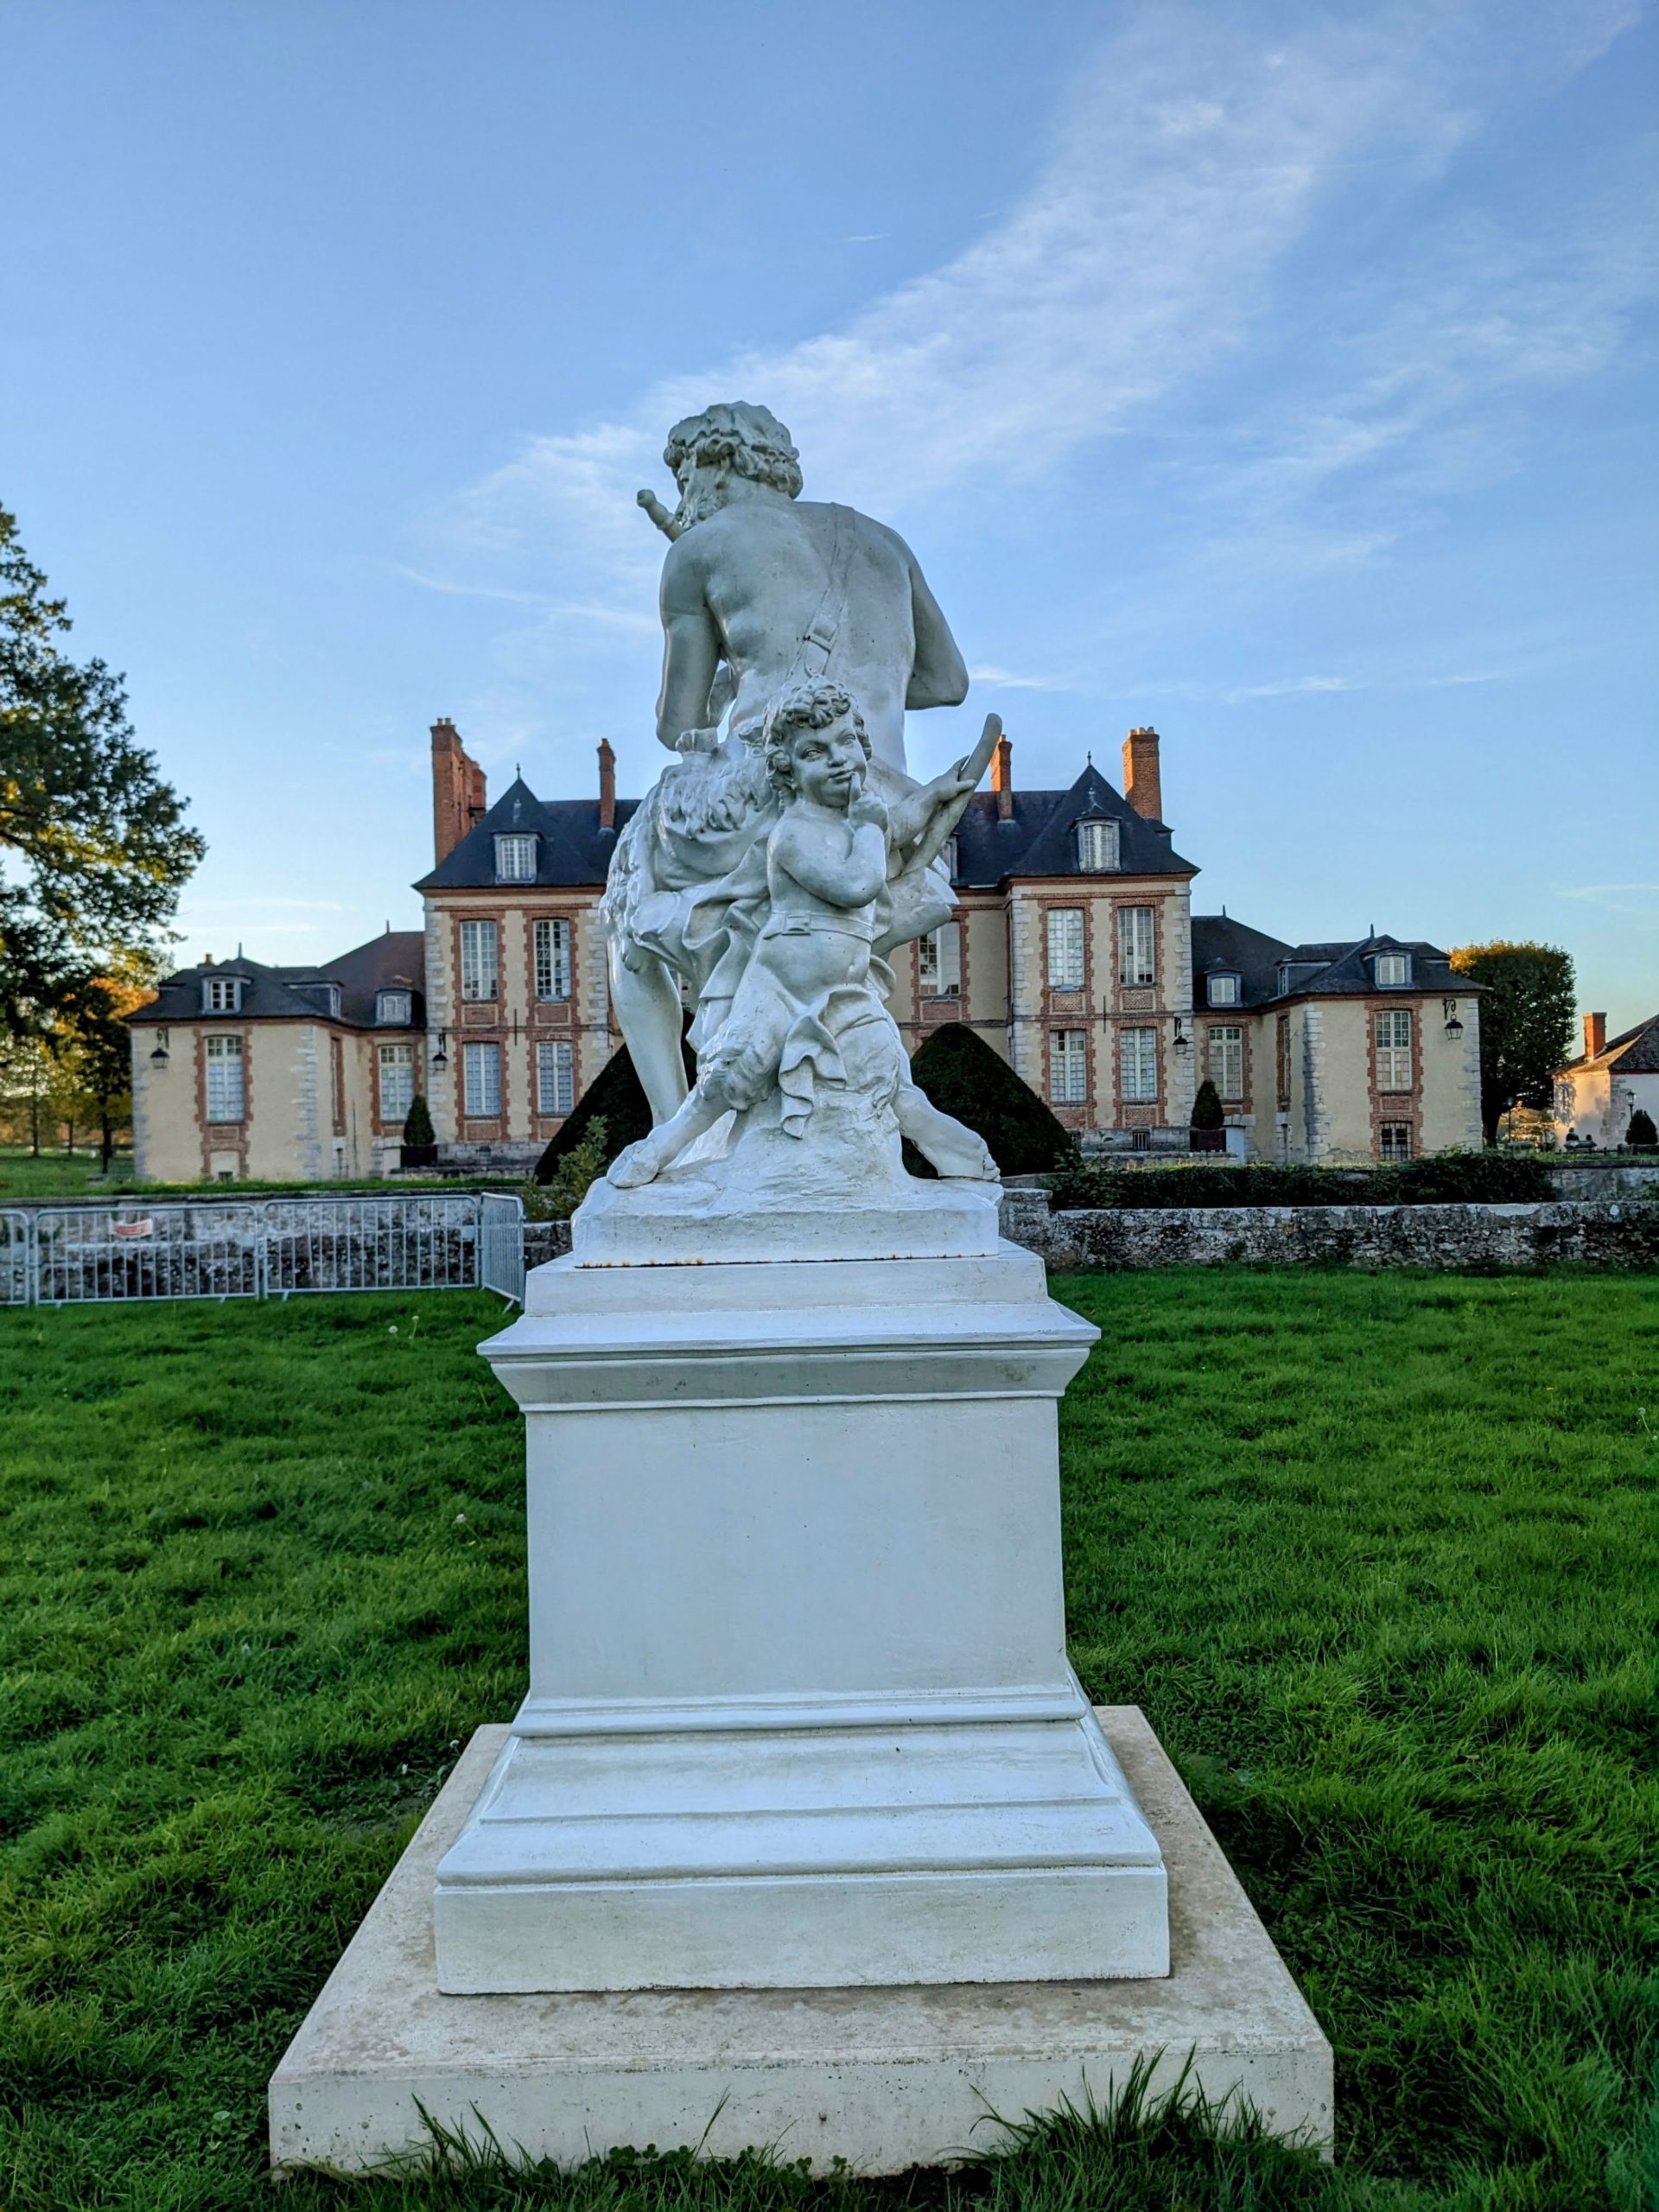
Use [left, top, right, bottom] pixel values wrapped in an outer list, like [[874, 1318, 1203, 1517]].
[[603, 402, 980, 1132], [609, 682, 994, 1189]]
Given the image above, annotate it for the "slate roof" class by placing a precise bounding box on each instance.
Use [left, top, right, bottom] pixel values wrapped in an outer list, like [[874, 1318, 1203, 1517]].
[[414, 776, 640, 892], [417, 760, 1192, 893], [1190, 916, 1294, 1007], [1560, 1013, 1659, 1074], [1189, 923, 1471, 1010], [129, 932, 426, 1029]]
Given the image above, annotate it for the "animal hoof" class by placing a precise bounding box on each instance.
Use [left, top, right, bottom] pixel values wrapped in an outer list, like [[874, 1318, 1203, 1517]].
[[607, 1141, 660, 1190]]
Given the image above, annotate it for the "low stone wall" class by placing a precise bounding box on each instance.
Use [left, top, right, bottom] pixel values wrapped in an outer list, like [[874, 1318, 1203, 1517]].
[[996, 1189, 1658, 1271], [523, 1220, 574, 1269], [1547, 1161, 1659, 1200]]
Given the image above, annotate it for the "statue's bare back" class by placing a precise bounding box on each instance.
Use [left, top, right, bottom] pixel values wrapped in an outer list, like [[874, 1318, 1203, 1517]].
[[658, 499, 961, 774]]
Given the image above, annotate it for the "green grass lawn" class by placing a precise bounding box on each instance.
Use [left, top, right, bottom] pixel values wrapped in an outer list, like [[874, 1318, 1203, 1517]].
[[0, 1272, 1650, 2212], [0, 1148, 135, 1201]]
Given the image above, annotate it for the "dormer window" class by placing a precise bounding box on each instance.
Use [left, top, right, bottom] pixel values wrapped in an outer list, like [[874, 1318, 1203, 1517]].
[[1375, 952, 1411, 988], [203, 975, 243, 1014], [294, 981, 342, 1019], [494, 833, 537, 883], [1207, 973, 1240, 1007], [1076, 818, 1119, 872], [943, 835, 959, 883], [376, 989, 412, 1026]]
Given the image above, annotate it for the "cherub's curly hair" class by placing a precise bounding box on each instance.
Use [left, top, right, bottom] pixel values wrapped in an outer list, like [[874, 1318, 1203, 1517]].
[[760, 683, 872, 793], [663, 404, 804, 500]]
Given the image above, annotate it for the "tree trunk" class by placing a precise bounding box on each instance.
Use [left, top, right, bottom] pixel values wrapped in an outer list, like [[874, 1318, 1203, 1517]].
[[100, 1110, 114, 1174]]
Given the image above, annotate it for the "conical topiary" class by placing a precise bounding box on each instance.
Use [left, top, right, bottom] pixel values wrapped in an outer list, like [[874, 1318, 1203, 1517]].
[[1190, 1077, 1225, 1131], [906, 1024, 1075, 1175], [1626, 1108, 1657, 1149], [533, 1030, 696, 1181], [402, 1092, 435, 1148]]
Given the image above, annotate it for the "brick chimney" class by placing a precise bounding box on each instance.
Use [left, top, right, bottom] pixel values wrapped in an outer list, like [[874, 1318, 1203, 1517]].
[[597, 738, 616, 831], [431, 718, 487, 865], [1585, 1011, 1607, 1060], [991, 731, 1014, 821], [1122, 726, 1163, 822]]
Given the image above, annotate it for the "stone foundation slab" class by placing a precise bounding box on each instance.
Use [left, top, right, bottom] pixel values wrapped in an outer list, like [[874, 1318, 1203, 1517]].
[[269, 1709, 1332, 2177]]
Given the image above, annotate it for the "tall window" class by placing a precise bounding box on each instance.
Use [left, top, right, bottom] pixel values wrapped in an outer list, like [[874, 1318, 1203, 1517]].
[[1117, 906, 1155, 987], [1276, 1013, 1292, 1105], [203, 976, 241, 1013], [462, 1041, 501, 1117], [204, 1033, 245, 1121], [494, 834, 537, 882], [1076, 819, 1118, 871], [1120, 1026, 1159, 1103], [460, 919, 498, 1001], [1050, 1029, 1089, 1104], [1208, 1024, 1244, 1102], [378, 1042, 415, 1122], [537, 1039, 575, 1116], [1046, 907, 1084, 990], [1376, 1009, 1414, 1092], [533, 917, 573, 1001], [1380, 1122, 1412, 1162], [918, 921, 961, 996]]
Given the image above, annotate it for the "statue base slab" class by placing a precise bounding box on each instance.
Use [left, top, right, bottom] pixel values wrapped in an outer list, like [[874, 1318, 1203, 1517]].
[[432, 1240, 1168, 1993], [574, 1154, 1001, 1265], [269, 1713, 1334, 2176]]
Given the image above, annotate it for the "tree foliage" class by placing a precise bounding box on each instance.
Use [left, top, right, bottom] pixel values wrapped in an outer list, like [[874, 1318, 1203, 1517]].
[[1448, 941, 1576, 1145], [1, 505, 205, 1039], [0, 953, 152, 1165]]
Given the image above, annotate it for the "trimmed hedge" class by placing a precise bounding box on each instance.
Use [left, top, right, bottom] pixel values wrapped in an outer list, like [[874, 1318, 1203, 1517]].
[[400, 1092, 435, 1148], [907, 1023, 1077, 1175], [1190, 1077, 1224, 1131], [1046, 1151, 1558, 1211]]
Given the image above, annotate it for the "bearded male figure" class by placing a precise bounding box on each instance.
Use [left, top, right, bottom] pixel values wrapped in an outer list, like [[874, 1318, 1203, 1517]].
[[607, 403, 974, 1126]]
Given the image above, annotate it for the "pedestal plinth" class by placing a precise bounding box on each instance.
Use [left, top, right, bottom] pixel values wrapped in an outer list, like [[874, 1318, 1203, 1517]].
[[432, 1198, 1170, 1993]]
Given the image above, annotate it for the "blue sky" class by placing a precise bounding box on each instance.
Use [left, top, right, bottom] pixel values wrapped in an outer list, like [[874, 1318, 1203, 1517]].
[[3, 0, 1655, 1028]]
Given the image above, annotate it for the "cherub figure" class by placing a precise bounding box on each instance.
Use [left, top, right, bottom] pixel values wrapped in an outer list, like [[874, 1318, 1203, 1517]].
[[607, 683, 996, 1190]]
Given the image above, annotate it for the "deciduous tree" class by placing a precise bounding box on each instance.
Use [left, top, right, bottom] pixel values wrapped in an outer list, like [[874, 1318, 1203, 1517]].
[[1, 505, 204, 1039], [1448, 941, 1576, 1144]]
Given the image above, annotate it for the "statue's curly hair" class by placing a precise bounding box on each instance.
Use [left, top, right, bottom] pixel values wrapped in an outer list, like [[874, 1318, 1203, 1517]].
[[760, 682, 871, 793], [663, 404, 804, 501]]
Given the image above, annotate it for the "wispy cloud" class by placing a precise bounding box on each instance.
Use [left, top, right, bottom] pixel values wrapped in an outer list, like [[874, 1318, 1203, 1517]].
[[187, 896, 346, 914], [1224, 675, 1357, 702], [413, 0, 1647, 741], [969, 664, 1077, 693], [1556, 881, 1659, 916]]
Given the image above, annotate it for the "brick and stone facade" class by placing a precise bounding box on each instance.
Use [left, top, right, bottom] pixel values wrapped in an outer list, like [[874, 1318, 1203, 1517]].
[[129, 719, 1483, 1180]]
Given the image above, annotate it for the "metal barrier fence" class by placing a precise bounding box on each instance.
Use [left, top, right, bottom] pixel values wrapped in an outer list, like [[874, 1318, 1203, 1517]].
[[478, 1193, 528, 1303], [1, 1209, 30, 1307], [1, 1192, 526, 1308]]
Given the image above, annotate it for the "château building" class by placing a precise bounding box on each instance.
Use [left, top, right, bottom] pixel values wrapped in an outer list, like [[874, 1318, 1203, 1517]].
[[128, 717, 1482, 1180]]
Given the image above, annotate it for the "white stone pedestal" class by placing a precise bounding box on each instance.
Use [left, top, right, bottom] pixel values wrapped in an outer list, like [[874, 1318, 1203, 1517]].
[[270, 1713, 1334, 2175], [433, 1218, 1170, 1992]]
